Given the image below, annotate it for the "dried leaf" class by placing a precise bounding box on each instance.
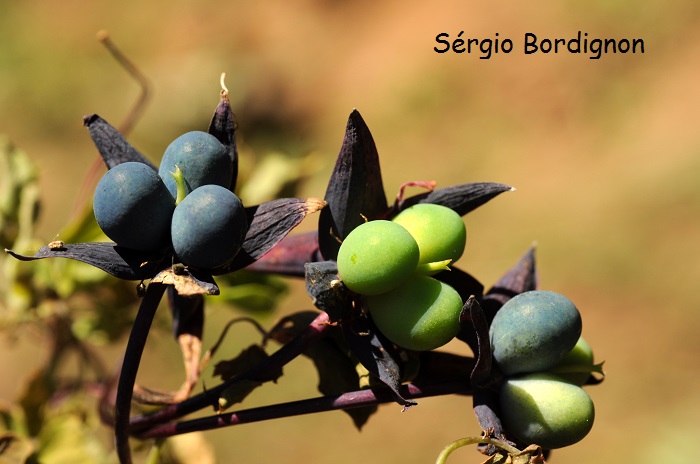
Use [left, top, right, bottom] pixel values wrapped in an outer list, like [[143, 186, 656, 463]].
[[83, 114, 156, 170], [207, 88, 238, 191], [397, 182, 514, 217], [219, 197, 326, 273], [164, 289, 205, 402], [152, 267, 219, 296], [318, 110, 387, 260], [5, 242, 166, 280]]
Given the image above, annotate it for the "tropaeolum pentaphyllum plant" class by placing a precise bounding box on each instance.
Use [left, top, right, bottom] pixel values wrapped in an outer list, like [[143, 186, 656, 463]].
[[7, 86, 604, 464]]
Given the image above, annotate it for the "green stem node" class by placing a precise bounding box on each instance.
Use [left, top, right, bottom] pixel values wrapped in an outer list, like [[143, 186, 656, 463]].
[[435, 436, 521, 464], [170, 165, 188, 205], [416, 259, 452, 275]]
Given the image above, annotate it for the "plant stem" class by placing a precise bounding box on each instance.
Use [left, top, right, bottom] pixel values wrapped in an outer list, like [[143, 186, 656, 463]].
[[171, 166, 187, 205], [135, 380, 471, 439], [128, 310, 332, 432], [435, 436, 521, 464], [114, 282, 167, 464]]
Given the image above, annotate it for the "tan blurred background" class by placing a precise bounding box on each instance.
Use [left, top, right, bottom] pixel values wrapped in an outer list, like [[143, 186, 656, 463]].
[[2, 0, 700, 463]]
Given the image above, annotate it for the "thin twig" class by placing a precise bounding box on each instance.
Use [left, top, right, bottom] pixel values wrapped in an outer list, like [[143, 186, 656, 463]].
[[96, 30, 151, 135], [71, 30, 152, 219], [435, 436, 522, 464], [135, 380, 472, 439]]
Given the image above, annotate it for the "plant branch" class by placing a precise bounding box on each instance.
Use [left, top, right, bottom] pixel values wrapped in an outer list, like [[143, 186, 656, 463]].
[[135, 380, 472, 439], [129, 310, 332, 432], [114, 282, 167, 464], [435, 436, 522, 464]]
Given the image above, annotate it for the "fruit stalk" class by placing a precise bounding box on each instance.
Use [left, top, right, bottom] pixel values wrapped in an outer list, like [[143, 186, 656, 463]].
[[114, 282, 167, 464]]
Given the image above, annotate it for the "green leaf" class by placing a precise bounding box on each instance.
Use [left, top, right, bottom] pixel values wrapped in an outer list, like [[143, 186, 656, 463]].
[[0, 135, 39, 250], [35, 415, 109, 464]]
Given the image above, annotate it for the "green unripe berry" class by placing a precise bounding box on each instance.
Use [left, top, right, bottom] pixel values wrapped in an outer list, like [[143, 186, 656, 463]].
[[547, 337, 596, 386], [489, 290, 582, 376], [367, 274, 463, 351], [392, 203, 466, 267], [337, 220, 419, 296], [499, 373, 595, 449]]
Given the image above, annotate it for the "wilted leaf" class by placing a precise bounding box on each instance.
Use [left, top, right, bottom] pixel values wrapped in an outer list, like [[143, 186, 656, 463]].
[[318, 110, 388, 260], [149, 289, 206, 403], [220, 198, 326, 273], [152, 267, 219, 296]]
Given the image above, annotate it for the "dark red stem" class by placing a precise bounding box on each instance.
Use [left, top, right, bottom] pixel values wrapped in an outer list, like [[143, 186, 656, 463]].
[[135, 380, 472, 439], [115, 282, 167, 464]]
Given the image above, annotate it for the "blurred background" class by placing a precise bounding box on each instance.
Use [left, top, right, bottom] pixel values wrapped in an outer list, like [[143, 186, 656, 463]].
[[2, 0, 700, 463]]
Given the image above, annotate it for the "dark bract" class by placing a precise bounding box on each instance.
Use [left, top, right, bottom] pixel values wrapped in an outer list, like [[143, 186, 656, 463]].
[[159, 131, 232, 199], [489, 290, 582, 376], [171, 184, 247, 269], [93, 161, 175, 251]]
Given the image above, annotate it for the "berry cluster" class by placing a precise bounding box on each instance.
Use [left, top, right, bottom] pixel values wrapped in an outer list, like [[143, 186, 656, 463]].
[[337, 203, 467, 351], [93, 131, 248, 269], [489, 290, 598, 449]]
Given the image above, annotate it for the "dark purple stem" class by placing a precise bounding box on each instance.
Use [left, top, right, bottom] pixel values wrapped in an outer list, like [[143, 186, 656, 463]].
[[129, 311, 332, 431], [115, 282, 167, 464], [135, 380, 471, 439]]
